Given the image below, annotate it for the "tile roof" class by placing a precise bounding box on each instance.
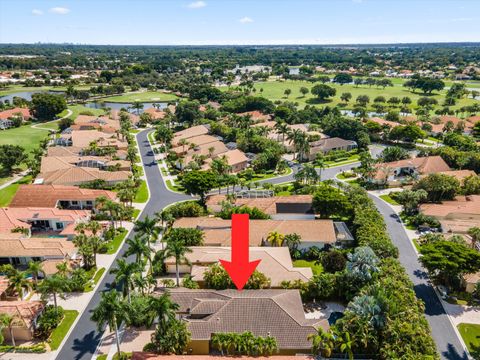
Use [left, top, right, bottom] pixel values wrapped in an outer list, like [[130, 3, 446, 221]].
[[38, 167, 131, 186], [165, 246, 312, 286], [0, 301, 44, 329], [182, 141, 229, 164], [70, 130, 128, 149], [435, 170, 477, 181], [46, 146, 84, 157], [0, 107, 32, 120], [0, 237, 76, 258], [374, 155, 451, 180], [206, 195, 313, 215], [173, 125, 209, 145], [219, 149, 248, 167], [159, 289, 327, 349], [309, 137, 357, 151], [173, 217, 337, 246], [171, 135, 220, 154], [368, 117, 401, 128], [237, 111, 272, 122], [420, 195, 480, 218], [10, 185, 116, 208]]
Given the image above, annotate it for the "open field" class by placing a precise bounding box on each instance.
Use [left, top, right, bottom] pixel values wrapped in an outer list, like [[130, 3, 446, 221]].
[[0, 84, 92, 97], [101, 91, 178, 103], [222, 79, 479, 112]]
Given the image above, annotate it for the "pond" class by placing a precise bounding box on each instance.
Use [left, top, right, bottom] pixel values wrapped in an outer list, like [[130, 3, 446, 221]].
[[0, 90, 64, 103], [84, 101, 169, 113]]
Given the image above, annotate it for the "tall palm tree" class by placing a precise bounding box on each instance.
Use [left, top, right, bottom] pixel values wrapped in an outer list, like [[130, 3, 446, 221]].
[[0, 314, 19, 347], [91, 290, 125, 357], [134, 216, 160, 243], [124, 234, 152, 271], [146, 293, 179, 329], [274, 121, 290, 143], [110, 259, 140, 303], [132, 101, 144, 115], [164, 240, 192, 286], [27, 261, 44, 287], [6, 269, 30, 300], [266, 231, 285, 247], [37, 275, 69, 314], [308, 328, 336, 358]]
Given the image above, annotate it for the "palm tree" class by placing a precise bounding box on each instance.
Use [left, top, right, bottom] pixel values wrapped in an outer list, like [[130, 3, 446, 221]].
[[27, 261, 44, 287], [0, 314, 19, 347], [164, 240, 192, 286], [6, 269, 30, 299], [315, 157, 326, 182], [155, 210, 175, 233], [124, 234, 152, 272], [274, 121, 290, 143], [91, 290, 125, 357], [132, 101, 144, 115], [468, 227, 480, 250], [134, 215, 160, 243], [55, 261, 70, 277], [110, 259, 140, 303], [266, 231, 284, 247], [334, 329, 354, 360], [308, 328, 335, 358], [146, 293, 179, 329], [38, 275, 69, 314]]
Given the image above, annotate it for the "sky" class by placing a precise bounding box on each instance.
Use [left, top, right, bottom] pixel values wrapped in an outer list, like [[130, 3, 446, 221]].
[[0, 0, 479, 45]]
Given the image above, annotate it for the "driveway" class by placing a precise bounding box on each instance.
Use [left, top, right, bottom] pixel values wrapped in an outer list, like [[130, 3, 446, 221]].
[[55, 129, 191, 360]]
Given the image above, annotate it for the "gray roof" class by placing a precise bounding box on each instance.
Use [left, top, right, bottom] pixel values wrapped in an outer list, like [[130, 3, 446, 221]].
[[158, 289, 328, 350], [309, 137, 357, 151]]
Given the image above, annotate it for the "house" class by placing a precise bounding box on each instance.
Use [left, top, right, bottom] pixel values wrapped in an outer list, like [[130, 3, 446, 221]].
[[463, 272, 480, 293], [172, 125, 210, 146], [370, 156, 451, 185], [70, 115, 121, 133], [427, 116, 475, 135], [177, 141, 228, 169], [0, 107, 32, 122], [419, 195, 480, 234], [10, 184, 116, 210], [143, 107, 169, 120], [0, 237, 79, 267], [171, 135, 220, 156], [70, 130, 128, 150], [154, 289, 327, 355], [206, 195, 313, 218], [0, 207, 90, 239], [36, 167, 131, 187], [430, 170, 477, 182], [46, 146, 128, 160], [237, 111, 272, 123], [308, 137, 357, 161], [40, 156, 131, 174], [368, 117, 401, 128], [202, 149, 249, 173], [165, 247, 313, 288], [173, 217, 353, 249], [0, 301, 44, 341]]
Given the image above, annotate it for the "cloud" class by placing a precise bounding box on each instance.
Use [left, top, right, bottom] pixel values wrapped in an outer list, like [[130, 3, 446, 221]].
[[32, 9, 43, 16], [186, 1, 206, 9], [239, 17, 254, 24], [49, 7, 70, 15]]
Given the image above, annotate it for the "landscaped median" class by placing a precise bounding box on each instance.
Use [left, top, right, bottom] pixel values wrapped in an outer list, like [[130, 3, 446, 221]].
[[84, 267, 106, 292], [106, 228, 128, 254]]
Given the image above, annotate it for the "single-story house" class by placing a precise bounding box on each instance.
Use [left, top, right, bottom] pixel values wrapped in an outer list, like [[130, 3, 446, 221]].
[[202, 149, 249, 173], [36, 167, 131, 187], [176, 141, 228, 169], [171, 135, 220, 156], [237, 111, 272, 123], [9, 184, 116, 210], [0, 207, 90, 239], [370, 155, 451, 185], [172, 125, 210, 146], [0, 107, 32, 122], [154, 289, 327, 355], [173, 217, 353, 249], [40, 156, 131, 174], [131, 355, 315, 360], [165, 246, 313, 287], [308, 137, 357, 161], [0, 301, 45, 342]]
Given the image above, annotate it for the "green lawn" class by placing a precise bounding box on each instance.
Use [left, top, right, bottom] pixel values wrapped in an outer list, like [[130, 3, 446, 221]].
[[84, 267, 106, 292], [166, 179, 186, 193], [222, 79, 478, 112], [36, 120, 61, 131], [59, 104, 105, 120], [0, 176, 32, 206], [133, 180, 149, 203], [106, 228, 128, 255], [100, 91, 178, 103], [457, 323, 480, 353], [379, 193, 400, 205], [148, 130, 156, 144], [293, 260, 323, 275], [48, 310, 78, 350], [323, 154, 360, 168]]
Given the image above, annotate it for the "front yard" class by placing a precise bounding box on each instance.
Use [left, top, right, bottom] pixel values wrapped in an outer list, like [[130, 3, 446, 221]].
[[48, 310, 79, 350], [293, 260, 323, 275], [457, 323, 480, 354]]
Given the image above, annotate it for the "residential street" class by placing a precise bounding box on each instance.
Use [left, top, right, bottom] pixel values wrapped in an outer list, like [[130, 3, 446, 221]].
[[370, 196, 469, 360], [55, 129, 191, 360]]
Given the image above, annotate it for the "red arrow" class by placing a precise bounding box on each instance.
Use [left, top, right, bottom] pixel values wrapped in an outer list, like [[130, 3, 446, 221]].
[[220, 214, 261, 291]]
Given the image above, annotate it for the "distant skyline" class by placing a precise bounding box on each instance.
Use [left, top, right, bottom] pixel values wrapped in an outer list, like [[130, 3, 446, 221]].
[[1, 0, 479, 45]]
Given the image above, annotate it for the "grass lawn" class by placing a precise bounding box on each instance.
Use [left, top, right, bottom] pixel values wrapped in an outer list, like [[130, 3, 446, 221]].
[[101, 91, 178, 103], [84, 267, 105, 292], [130, 129, 141, 134], [48, 310, 79, 350], [147, 131, 156, 144], [247, 168, 292, 182], [323, 155, 360, 168], [133, 180, 149, 203], [35, 120, 61, 131], [166, 179, 186, 193], [133, 164, 144, 176], [106, 228, 128, 255], [59, 104, 105, 120], [412, 239, 421, 252], [457, 323, 480, 353], [132, 208, 141, 220], [222, 79, 478, 112], [399, 213, 417, 230], [293, 260, 323, 275], [336, 172, 357, 180], [0, 176, 32, 206], [379, 193, 400, 205]]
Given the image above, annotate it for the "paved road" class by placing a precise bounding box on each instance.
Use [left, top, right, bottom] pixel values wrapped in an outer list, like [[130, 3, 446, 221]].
[[370, 196, 468, 360], [56, 129, 191, 360]]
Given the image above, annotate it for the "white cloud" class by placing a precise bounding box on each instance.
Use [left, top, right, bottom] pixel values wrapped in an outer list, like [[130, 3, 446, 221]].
[[32, 9, 43, 16], [49, 7, 70, 15], [186, 1, 206, 9], [239, 17, 254, 24]]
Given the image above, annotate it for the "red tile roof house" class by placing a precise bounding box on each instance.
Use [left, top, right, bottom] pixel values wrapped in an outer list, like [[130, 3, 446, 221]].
[[425, 115, 476, 135], [0, 301, 45, 342], [9, 184, 117, 210], [172, 125, 210, 147], [0, 207, 90, 240], [369, 155, 451, 186], [201, 149, 249, 173], [152, 289, 327, 355], [35, 167, 132, 187], [0, 108, 32, 130]]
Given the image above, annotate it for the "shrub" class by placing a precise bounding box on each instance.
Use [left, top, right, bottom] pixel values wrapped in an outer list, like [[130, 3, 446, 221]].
[[204, 263, 270, 290], [35, 306, 64, 340], [164, 201, 206, 219]]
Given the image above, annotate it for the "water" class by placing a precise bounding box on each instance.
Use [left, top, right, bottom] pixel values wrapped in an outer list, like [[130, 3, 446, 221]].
[[328, 311, 344, 325], [0, 90, 64, 103]]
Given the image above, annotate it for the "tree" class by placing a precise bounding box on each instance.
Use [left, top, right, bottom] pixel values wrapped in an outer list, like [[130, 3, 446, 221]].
[[30, 93, 67, 121], [181, 170, 217, 204], [91, 290, 125, 357], [266, 231, 284, 247], [164, 239, 193, 286], [333, 73, 353, 85], [38, 275, 69, 314], [321, 250, 347, 273], [134, 215, 160, 243], [312, 185, 352, 219], [110, 259, 140, 303], [283, 88, 291, 98], [163, 227, 204, 246], [284, 233, 301, 255], [413, 173, 460, 202], [311, 84, 336, 102], [309, 328, 336, 358], [27, 261, 44, 287], [0, 314, 20, 347], [124, 234, 152, 268], [356, 95, 370, 107], [379, 146, 410, 163], [0, 145, 27, 174], [175, 100, 202, 126], [395, 189, 428, 215], [463, 175, 480, 195], [420, 241, 480, 286], [340, 92, 352, 103], [203, 263, 270, 290], [468, 227, 480, 250], [300, 87, 309, 97], [148, 317, 191, 355], [346, 246, 379, 282], [388, 124, 425, 143]]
